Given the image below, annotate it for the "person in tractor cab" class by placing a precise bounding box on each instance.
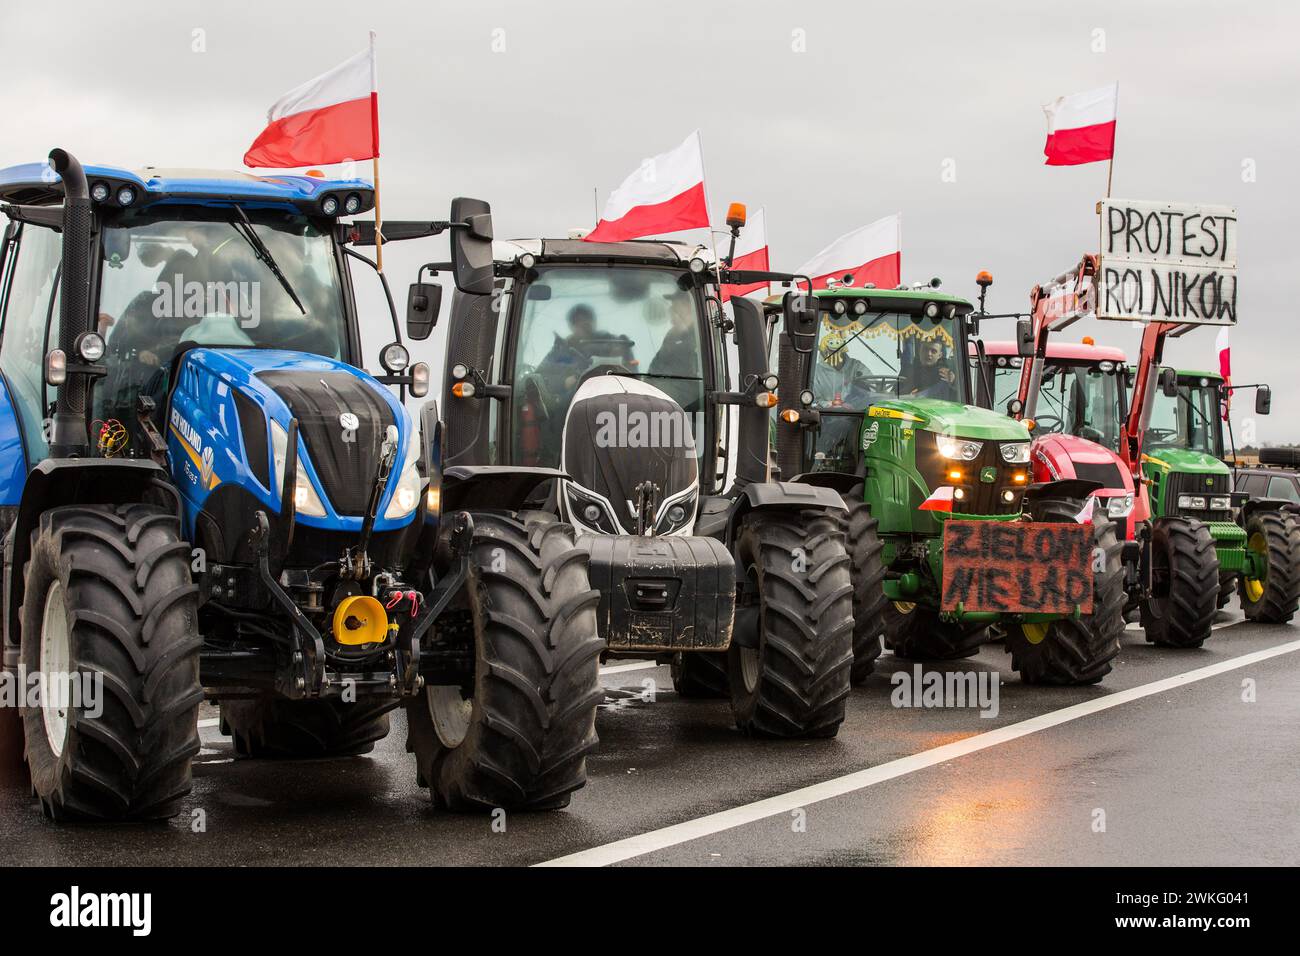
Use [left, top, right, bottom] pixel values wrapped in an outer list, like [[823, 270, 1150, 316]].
[[901, 337, 957, 399], [813, 325, 872, 407], [650, 288, 702, 378], [538, 303, 635, 392]]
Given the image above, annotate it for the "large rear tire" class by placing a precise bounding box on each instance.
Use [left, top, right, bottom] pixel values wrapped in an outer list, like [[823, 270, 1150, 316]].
[[1005, 500, 1124, 685], [842, 487, 886, 684], [884, 602, 987, 660], [20, 504, 202, 821], [1239, 509, 1300, 623], [221, 698, 396, 758], [405, 513, 603, 811], [727, 510, 853, 738], [670, 652, 729, 698], [1140, 516, 1219, 648]]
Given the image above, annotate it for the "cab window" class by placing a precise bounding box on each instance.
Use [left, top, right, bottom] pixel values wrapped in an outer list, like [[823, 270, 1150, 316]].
[[0, 223, 63, 462], [1267, 475, 1300, 502], [509, 266, 705, 467]]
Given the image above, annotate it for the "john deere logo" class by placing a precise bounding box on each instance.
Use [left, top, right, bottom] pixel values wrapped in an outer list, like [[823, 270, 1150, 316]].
[[1205, 477, 1214, 487], [339, 412, 360, 432], [980, 466, 997, 483]]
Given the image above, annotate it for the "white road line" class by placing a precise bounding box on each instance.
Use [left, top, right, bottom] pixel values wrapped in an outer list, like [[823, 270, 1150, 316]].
[[600, 660, 662, 675], [537, 633, 1300, 867]]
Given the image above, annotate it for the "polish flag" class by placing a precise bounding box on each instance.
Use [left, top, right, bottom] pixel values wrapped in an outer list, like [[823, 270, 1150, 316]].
[[721, 206, 770, 302], [586, 131, 709, 243], [244, 36, 379, 169], [919, 486, 955, 513], [799, 215, 901, 291], [1042, 83, 1117, 166]]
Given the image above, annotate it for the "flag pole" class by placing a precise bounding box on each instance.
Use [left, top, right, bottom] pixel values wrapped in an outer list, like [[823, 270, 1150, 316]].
[[373, 156, 384, 273], [692, 130, 724, 288], [1106, 82, 1118, 198], [369, 31, 383, 273]]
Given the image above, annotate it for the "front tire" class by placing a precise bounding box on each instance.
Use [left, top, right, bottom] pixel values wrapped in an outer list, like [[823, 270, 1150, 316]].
[[405, 513, 603, 811], [20, 504, 202, 821], [1005, 501, 1124, 685], [884, 602, 987, 660], [221, 698, 396, 758], [1239, 509, 1300, 623], [1140, 516, 1219, 648], [842, 487, 886, 684], [727, 511, 853, 738]]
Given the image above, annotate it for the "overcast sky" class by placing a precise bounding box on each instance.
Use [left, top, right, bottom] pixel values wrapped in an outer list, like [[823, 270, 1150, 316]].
[[3, 0, 1296, 441]]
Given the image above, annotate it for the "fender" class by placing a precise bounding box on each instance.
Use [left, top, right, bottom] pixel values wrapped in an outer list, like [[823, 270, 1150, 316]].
[[789, 470, 862, 495], [0, 371, 27, 540], [3, 459, 174, 666], [441, 465, 568, 513], [1240, 496, 1300, 523], [722, 479, 847, 545]]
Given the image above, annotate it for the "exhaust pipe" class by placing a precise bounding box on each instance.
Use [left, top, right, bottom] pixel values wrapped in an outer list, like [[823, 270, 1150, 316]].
[[48, 148, 93, 457]]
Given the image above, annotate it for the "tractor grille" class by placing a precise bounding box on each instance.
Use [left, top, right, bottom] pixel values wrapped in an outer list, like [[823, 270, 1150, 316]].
[[1164, 470, 1232, 522], [1072, 459, 1126, 490], [258, 371, 396, 516], [917, 432, 1025, 516]]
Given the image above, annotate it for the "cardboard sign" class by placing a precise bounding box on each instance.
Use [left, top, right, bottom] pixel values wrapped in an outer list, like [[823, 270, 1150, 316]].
[[1097, 199, 1237, 325], [941, 520, 1094, 614]]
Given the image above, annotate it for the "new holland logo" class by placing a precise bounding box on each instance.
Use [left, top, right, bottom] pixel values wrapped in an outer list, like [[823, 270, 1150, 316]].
[[200, 446, 215, 486], [339, 412, 360, 432]]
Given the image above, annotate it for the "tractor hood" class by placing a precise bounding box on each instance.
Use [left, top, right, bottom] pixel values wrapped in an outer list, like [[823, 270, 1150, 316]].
[[1142, 446, 1230, 476], [167, 348, 418, 532], [1031, 433, 1132, 495], [870, 397, 1031, 442]]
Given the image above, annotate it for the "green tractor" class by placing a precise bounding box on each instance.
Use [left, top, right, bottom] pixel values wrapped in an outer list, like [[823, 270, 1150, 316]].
[[767, 281, 1126, 685], [1144, 367, 1300, 622]]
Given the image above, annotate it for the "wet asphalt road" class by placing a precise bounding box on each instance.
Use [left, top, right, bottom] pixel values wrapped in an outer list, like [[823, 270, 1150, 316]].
[[1, 603, 1297, 867]]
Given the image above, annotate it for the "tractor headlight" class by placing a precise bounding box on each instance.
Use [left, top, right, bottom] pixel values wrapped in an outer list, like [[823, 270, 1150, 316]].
[[384, 441, 422, 519], [565, 484, 618, 534], [1177, 495, 1207, 511], [1209, 495, 1232, 511], [999, 441, 1031, 464], [655, 490, 698, 535], [936, 436, 983, 461], [1106, 493, 1134, 518], [271, 421, 327, 517]]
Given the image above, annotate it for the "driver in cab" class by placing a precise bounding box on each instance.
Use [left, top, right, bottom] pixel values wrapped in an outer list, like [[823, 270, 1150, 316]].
[[901, 337, 956, 399]]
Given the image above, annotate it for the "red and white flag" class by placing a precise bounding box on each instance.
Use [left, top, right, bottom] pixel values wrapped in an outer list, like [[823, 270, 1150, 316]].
[[799, 214, 901, 291], [919, 486, 955, 513], [244, 35, 379, 168], [586, 131, 709, 243], [721, 206, 770, 302], [1042, 83, 1117, 166]]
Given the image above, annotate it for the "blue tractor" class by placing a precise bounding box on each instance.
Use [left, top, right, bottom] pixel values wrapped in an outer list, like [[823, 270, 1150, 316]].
[[0, 150, 603, 820]]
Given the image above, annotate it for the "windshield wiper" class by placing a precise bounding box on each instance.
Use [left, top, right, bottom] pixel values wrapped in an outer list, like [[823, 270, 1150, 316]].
[[229, 207, 306, 315]]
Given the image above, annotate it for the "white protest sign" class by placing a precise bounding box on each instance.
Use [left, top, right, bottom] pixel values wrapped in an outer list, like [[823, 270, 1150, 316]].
[[1097, 199, 1237, 325]]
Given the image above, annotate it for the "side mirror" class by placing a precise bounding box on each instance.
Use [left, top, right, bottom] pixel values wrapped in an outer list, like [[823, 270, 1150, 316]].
[[1159, 367, 1178, 398], [449, 197, 495, 296], [1015, 317, 1034, 357], [1256, 385, 1272, 415], [406, 282, 442, 341], [783, 291, 819, 354]]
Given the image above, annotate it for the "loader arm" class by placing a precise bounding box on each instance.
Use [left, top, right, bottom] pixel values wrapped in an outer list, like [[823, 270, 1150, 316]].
[[1017, 253, 1098, 421]]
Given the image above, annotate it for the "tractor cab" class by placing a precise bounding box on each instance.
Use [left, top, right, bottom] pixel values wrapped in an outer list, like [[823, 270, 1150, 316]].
[[979, 340, 1128, 452], [1145, 369, 1230, 463], [788, 288, 971, 475]]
